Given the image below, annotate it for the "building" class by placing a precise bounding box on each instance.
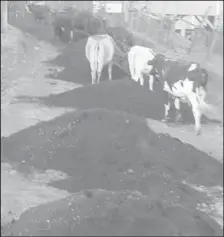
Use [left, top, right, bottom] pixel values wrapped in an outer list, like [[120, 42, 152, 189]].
[[105, 2, 123, 13], [148, 1, 222, 16], [147, 1, 222, 38]]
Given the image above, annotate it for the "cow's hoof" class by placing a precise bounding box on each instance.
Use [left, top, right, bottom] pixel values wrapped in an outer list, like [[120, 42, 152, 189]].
[[196, 129, 201, 136], [175, 112, 182, 123], [175, 117, 183, 124], [161, 117, 169, 123]]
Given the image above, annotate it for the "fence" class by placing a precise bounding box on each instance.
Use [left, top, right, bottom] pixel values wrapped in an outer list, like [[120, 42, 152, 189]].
[[105, 9, 223, 59], [104, 10, 192, 56]]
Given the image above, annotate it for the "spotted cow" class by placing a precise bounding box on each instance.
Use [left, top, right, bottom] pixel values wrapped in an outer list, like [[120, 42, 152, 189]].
[[148, 54, 209, 135], [25, 2, 53, 24]]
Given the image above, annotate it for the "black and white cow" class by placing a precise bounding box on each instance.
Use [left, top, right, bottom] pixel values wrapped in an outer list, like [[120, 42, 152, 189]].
[[51, 5, 79, 42], [25, 2, 53, 24], [51, 12, 75, 42], [148, 54, 209, 135]]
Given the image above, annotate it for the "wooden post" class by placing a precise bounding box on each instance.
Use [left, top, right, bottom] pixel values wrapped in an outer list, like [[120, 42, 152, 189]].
[[207, 30, 218, 61], [190, 6, 212, 54], [128, 2, 135, 31], [158, 1, 168, 42], [1, 1, 8, 33], [123, 1, 129, 24]]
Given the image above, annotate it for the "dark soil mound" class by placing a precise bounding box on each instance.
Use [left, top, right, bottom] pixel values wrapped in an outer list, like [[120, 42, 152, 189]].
[[2, 108, 222, 189], [39, 78, 203, 125], [2, 190, 222, 236], [1, 109, 222, 236]]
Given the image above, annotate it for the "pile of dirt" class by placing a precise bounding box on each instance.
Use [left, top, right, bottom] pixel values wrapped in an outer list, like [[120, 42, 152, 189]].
[[2, 189, 222, 236], [1, 108, 222, 235]]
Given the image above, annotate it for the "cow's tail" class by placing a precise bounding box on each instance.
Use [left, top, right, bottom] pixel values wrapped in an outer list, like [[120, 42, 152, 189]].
[[96, 41, 104, 73], [198, 100, 212, 112], [197, 91, 213, 114], [90, 41, 103, 76]]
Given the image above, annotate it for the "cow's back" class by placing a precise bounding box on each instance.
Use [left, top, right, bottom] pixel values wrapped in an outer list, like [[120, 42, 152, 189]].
[[163, 61, 190, 85], [85, 34, 115, 66], [128, 45, 155, 71]]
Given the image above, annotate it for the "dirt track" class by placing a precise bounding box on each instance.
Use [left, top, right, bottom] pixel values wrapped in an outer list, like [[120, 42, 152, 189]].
[[1, 11, 223, 236]]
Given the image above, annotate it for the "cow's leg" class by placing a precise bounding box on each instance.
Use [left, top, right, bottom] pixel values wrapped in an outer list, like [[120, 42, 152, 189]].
[[162, 91, 171, 122], [97, 70, 102, 84], [196, 86, 206, 103], [192, 106, 201, 135], [91, 70, 97, 84], [55, 26, 63, 41], [139, 73, 144, 86], [54, 27, 60, 40], [128, 53, 135, 79], [129, 64, 135, 80], [174, 98, 182, 122], [133, 71, 140, 84], [108, 62, 113, 81], [149, 74, 154, 91], [69, 30, 73, 43], [187, 93, 202, 135], [162, 102, 171, 122]]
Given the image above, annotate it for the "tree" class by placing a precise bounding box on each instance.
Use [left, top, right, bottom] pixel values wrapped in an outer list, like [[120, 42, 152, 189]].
[[1, 1, 8, 33]]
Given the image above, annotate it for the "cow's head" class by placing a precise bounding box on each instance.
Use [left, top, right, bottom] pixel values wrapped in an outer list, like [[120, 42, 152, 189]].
[[25, 3, 32, 13], [25, 2, 53, 14], [147, 54, 167, 81]]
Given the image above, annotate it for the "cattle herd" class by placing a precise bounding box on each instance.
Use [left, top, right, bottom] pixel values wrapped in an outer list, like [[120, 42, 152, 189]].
[[25, 2, 211, 136]]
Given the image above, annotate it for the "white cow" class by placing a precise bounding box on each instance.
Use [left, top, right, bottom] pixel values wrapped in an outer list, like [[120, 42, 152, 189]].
[[85, 34, 116, 84], [128, 45, 157, 90]]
